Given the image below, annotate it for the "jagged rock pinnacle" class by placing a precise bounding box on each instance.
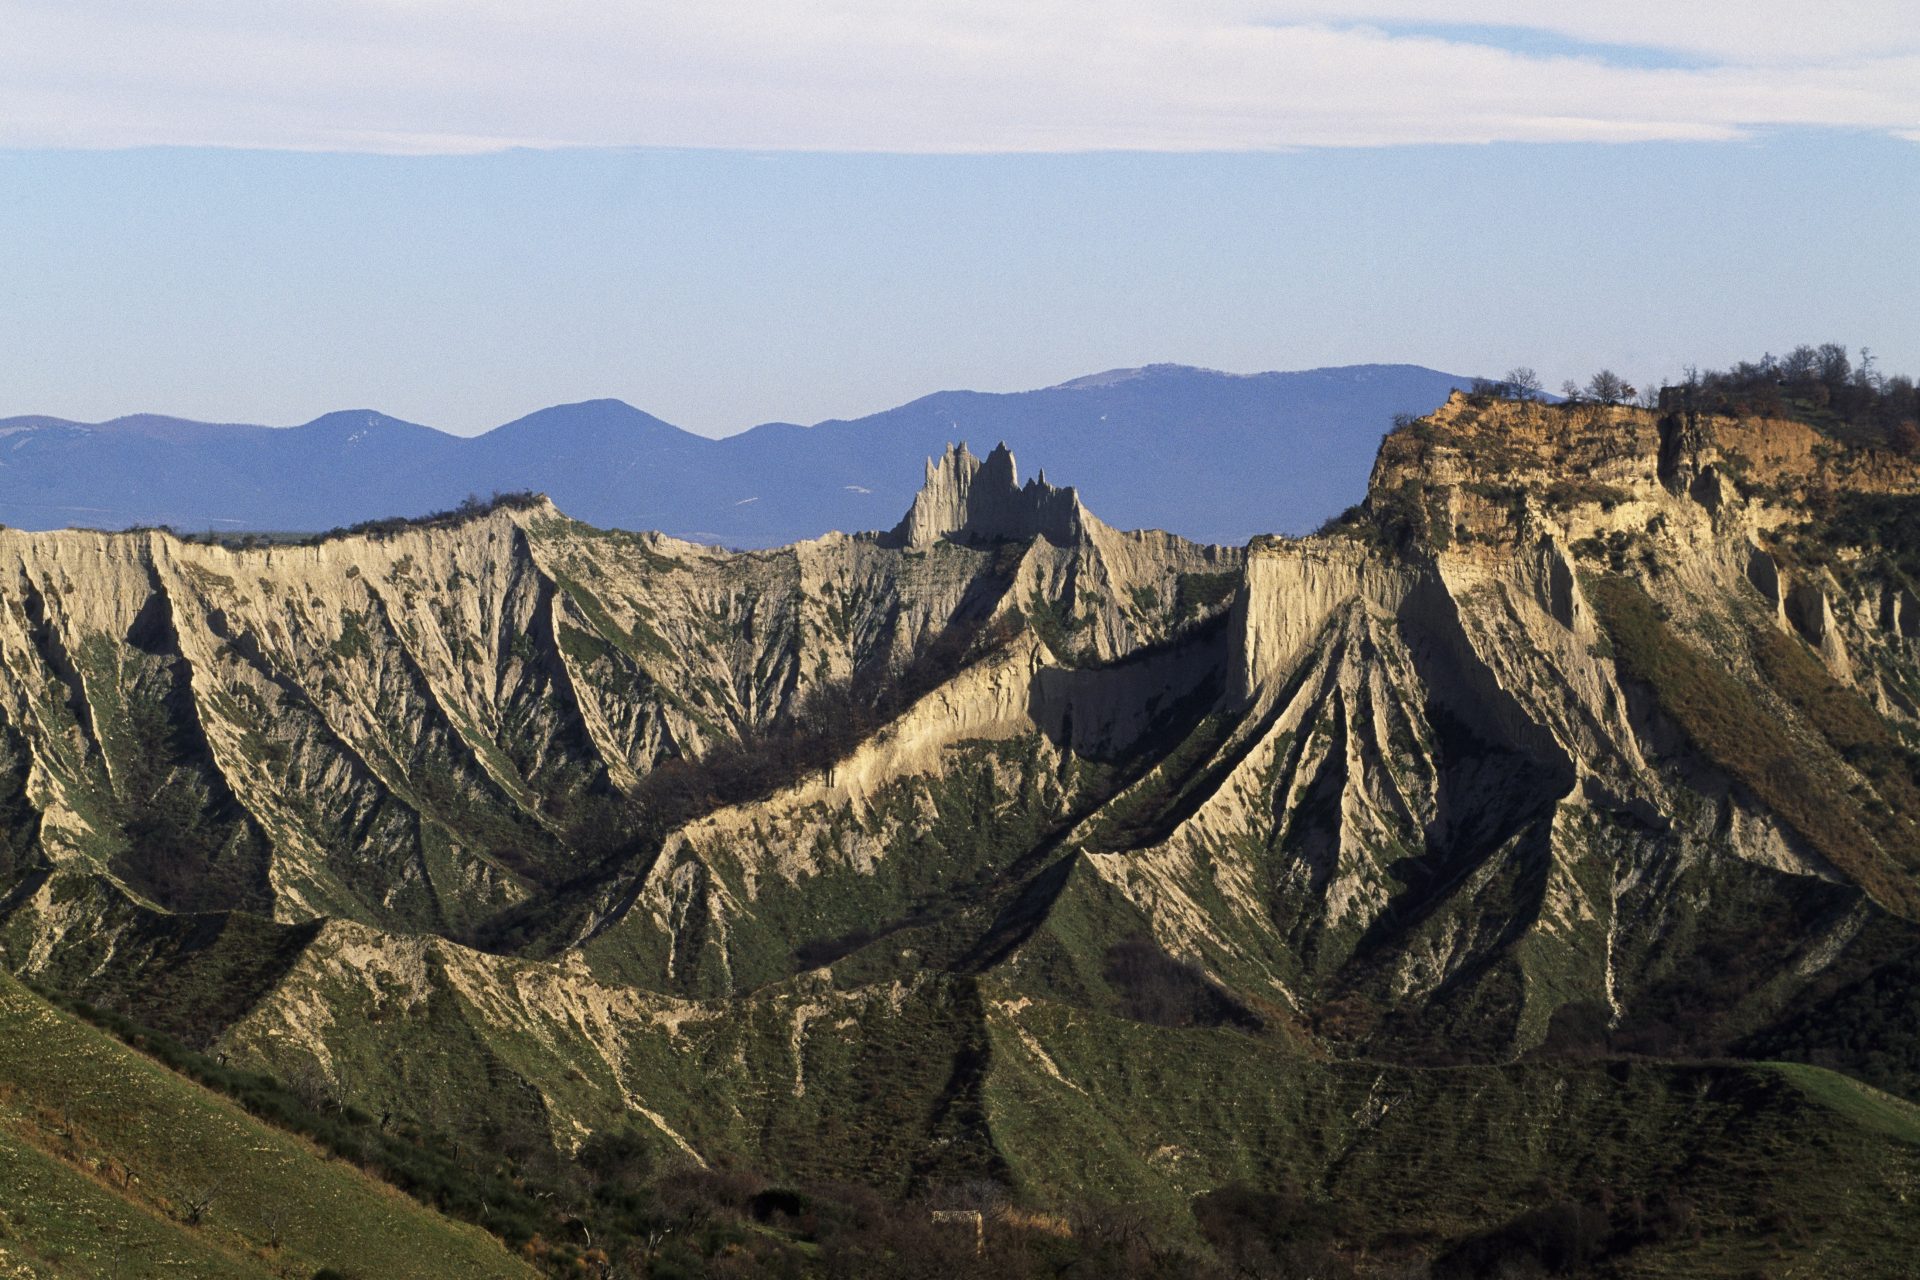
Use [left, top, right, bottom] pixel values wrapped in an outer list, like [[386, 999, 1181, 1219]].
[[884, 440, 1088, 548]]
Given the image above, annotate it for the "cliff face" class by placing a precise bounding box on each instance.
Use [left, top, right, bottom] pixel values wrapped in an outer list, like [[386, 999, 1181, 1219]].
[[4, 410, 1920, 1248], [1368, 389, 1920, 547]]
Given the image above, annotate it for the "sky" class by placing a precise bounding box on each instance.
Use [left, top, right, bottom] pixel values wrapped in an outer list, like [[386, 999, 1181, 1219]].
[[2, 2, 1916, 436]]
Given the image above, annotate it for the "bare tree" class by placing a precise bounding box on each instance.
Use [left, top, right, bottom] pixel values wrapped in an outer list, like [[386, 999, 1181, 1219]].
[[287, 1058, 333, 1111], [1815, 342, 1851, 384], [1585, 370, 1633, 405], [262, 1203, 290, 1251], [1504, 367, 1543, 401], [1782, 344, 1819, 381], [1856, 346, 1881, 390], [180, 1179, 222, 1227]]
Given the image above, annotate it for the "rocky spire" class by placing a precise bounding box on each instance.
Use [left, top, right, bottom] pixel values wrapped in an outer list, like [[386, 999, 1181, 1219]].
[[884, 441, 1088, 548]]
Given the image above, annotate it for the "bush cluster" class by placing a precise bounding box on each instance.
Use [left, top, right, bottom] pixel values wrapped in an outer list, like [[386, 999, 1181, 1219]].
[[1669, 343, 1919, 454]]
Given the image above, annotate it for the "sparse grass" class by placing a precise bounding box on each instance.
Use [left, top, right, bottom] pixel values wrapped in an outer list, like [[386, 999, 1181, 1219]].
[[1818, 493, 1920, 581], [552, 571, 673, 662], [0, 1129, 270, 1278], [1082, 712, 1235, 852], [1770, 1061, 1920, 1144]]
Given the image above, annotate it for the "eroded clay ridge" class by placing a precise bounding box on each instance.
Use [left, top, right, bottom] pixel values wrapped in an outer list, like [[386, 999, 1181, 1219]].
[[1, 402, 1918, 1171], [0, 455, 1237, 938]]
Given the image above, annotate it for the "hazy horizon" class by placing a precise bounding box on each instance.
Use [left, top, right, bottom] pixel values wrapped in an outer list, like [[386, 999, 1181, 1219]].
[[0, 359, 1478, 440]]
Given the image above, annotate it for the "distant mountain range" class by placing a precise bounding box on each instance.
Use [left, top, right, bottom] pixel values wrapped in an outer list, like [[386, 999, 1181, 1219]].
[[0, 362, 1473, 545]]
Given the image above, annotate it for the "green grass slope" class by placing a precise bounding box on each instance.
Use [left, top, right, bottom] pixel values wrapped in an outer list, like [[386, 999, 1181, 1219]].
[[0, 971, 535, 1280], [982, 991, 1920, 1276], [0, 1132, 266, 1279]]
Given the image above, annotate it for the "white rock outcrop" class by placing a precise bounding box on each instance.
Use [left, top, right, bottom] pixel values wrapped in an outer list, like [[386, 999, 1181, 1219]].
[[885, 442, 1090, 549]]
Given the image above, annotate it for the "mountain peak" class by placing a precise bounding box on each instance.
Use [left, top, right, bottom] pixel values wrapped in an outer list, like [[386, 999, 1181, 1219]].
[[885, 439, 1089, 548], [1048, 362, 1222, 391], [294, 409, 436, 440], [489, 398, 686, 441]]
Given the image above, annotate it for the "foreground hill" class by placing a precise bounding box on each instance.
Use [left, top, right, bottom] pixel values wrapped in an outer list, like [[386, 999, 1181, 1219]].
[[0, 971, 534, 1278], [3, 396, 1920, 1274], [0, 363, 1470, 544]]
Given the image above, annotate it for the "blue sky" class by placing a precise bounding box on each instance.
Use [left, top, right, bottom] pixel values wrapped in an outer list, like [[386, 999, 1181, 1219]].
[[2, 3, 1916, 435]]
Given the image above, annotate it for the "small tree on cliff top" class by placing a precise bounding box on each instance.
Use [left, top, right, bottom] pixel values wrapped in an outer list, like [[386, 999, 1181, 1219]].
[[1504, 367, 1543, 401], [1586, 370, 1634, 405]]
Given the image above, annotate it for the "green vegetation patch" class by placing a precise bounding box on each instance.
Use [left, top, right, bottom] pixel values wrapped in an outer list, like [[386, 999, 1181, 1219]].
[[555, 621, 613, 668], [1083, 712, 1236, 852], [1752, 625, 1920, 827], [1023, 590, 1089, 663], [1770, 1061, 1920, 1145], [1810, 492, 1920, 582], [552, 572, 672, 662], [1744, 930, 1920, 1102], [1544, 478, 1631, 511], [331, 608, 372, 660], [1173, 571, 1240, 621]]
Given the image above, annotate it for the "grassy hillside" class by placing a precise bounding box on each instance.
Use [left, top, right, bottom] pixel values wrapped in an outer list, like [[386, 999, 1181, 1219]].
[[0, 971, 535, 1280], [21, 952, 1911, 1279], [982, 992, 1920, 1276], [0, 1133, 267, 1279]]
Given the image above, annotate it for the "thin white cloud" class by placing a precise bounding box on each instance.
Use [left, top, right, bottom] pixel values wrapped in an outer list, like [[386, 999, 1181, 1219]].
[[1234, 2, 1919, 64], [1, 2, 1916, 153]]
